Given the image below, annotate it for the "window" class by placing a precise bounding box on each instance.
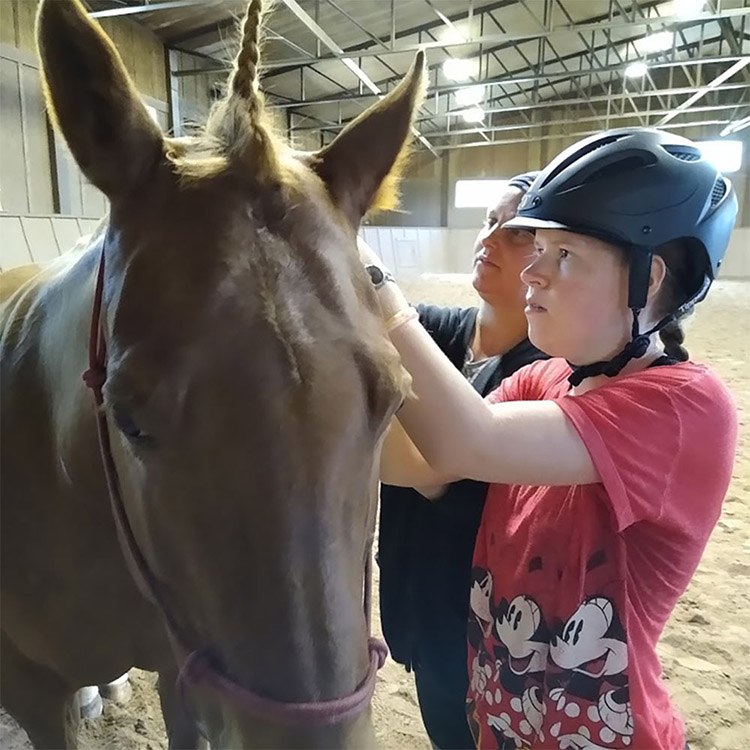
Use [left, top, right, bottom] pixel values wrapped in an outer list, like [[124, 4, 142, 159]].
[[697, 140, 743, 174], [455, 179, 509, 208]]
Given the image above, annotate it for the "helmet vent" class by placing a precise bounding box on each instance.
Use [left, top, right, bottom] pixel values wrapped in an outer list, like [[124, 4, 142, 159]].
[[662, 145, 701, 162], [583, 155, 653, 185], [710, 178, 727, 207], [539, 134, 628, 188]]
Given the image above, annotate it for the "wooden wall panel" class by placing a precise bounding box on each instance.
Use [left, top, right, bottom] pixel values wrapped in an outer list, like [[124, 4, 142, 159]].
[[19, 62, 53, 213], [0, 56, 26, 212], [15, 0, 36, 53], [0, 1, 16, 47], [7, 1, 168, 101]]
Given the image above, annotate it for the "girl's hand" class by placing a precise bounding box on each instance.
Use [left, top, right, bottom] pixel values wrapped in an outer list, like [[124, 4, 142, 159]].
[[357, 236, 383, 267], [357, 237, 411, 320]]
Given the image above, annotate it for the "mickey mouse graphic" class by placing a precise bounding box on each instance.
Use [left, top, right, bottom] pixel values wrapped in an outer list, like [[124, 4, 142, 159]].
[[548, 597, 633, 748], [469, 567, 495, 643], [493, 595, 549, 693], [469, 554, 559, 748], [469, 567, 549, 749], [468, 567, 497, 700]]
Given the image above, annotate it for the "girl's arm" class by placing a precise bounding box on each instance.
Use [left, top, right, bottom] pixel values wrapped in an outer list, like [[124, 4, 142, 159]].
[[359, 237, 597, 487], [391, 313, 598, 486]]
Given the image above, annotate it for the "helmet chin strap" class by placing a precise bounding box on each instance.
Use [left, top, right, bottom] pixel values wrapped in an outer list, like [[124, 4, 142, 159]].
[[567, 309, 653, 387], [567, 249, 660, 387]]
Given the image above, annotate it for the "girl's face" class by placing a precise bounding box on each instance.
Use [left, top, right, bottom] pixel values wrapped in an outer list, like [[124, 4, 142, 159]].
[[472, 189, 536, 308], [521, 229, 632, 364]]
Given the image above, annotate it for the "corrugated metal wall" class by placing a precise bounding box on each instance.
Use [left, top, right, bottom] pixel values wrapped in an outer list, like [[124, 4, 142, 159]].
[[170, 50, 226, 134]]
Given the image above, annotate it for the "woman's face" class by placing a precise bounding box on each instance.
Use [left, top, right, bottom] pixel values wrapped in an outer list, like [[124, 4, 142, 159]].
[[471, 188, 535, 307], [521, 229, 632, 364]]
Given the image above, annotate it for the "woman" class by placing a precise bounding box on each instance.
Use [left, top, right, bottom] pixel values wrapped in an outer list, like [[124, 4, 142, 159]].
[[365, 129, 738, 749], [378, 172, 545, 750]]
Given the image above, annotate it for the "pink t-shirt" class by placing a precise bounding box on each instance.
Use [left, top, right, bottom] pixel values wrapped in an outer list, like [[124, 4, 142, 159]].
[[466, 358, 737, 750]]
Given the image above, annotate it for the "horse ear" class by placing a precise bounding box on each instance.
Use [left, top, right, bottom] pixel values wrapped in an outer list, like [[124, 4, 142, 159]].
[[311, 51, 427, 229], [36, 0, 164, 200]]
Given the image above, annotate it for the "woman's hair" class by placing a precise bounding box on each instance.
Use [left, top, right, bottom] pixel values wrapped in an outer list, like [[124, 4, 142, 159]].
[[652, 239, 707, 362]]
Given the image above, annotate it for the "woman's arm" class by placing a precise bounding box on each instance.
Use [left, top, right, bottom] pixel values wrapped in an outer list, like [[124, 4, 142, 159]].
[[380, 418, 457, 488]]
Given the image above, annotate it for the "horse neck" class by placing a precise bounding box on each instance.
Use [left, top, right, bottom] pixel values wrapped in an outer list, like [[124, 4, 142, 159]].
[[38, 235, 106, 481]]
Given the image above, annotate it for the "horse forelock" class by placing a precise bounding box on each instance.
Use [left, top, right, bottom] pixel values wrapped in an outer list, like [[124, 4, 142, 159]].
[[193, 0, 282, 182]]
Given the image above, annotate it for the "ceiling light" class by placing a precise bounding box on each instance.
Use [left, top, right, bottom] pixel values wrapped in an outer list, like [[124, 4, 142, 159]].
[[669, 0, 706, 18], [634, 31, 674, 55], [624, 61, 649, 78], [455, 86, 485, 106], [436, 23, 468, 44], [460, 107, 485, 124], [442, 58, 479, 82]]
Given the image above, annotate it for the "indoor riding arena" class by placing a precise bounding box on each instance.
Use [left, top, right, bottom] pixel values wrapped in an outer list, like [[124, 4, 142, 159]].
[[1, 1, 748, 749]]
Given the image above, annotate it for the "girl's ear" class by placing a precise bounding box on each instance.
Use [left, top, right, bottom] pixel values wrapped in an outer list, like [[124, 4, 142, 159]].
[[647, 254, 668, 302]]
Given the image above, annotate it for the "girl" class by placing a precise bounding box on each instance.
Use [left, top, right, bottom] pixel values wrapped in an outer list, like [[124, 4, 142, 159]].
[[364, 128, 738, 749]]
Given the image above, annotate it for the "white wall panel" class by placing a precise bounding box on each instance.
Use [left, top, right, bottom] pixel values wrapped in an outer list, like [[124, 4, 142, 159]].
[[0, 215, 32, 270], [721, 228, 750, 279], [21, 216, 59, 263]]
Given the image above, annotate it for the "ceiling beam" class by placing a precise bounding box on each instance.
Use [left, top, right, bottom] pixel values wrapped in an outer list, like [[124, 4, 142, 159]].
[[89, 0, 206, 19], [173, 13, 747, 83], [166, 0, 516, 55], [243, 9, 750, 69], [279, 0, 380, 94], [430, 117, 740, 151], [657, 57, 750, 125], [716, 16, 750, 83], [262, 0, 518, 79], [165, 9, 239, 46], [478, 31, 729, 115], [277, 0, 438, 157], [293, 99, 748, 134], [256, 54, 746, 105], [408, 83, 748, 125], [422, 102, 748, 139]]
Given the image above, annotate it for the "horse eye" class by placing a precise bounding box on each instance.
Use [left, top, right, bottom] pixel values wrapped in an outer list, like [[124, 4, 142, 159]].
[[113, 409, 152, 446]]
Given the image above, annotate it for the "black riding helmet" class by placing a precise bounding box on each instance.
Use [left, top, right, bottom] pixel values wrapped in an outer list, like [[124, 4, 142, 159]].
[[503, 127, 738, 385]]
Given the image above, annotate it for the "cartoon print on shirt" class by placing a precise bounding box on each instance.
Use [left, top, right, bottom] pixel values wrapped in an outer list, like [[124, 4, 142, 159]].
[[555, 731, 621, 750], [471, 557, 552, 748], [469, 567, 495, 642], [468, 550, 634, 749], [485, 593, 550, 748], [548, 597, 632, 748], [468, 569, 508, 747], [494, 595, 549, 688]]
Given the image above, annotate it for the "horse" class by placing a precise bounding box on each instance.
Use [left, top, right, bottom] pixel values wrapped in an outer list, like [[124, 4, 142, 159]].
[[0, 0, 425, 747]]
